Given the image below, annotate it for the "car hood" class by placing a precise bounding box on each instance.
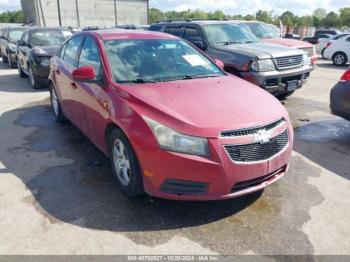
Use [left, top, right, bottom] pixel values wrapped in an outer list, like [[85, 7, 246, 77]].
[[117, 76, 289, 138], [32, 46, 60, 57], [217, 42, 302, 59], [262, 37, 313, 49]]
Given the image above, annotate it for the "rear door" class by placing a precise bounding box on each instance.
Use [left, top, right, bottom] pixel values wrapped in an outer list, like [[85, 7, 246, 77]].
[[56, 35, 84, 124]]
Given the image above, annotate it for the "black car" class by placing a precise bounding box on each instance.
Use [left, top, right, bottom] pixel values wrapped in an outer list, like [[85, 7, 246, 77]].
[[303, 34, 333, 45], [315, 29, 342, 36], [330, 68, 350, 121], [0, 27, 29, 68], [17, 27, 72, 89]]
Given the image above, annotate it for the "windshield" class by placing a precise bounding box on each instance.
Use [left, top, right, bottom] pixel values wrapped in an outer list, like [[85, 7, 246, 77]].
[[203, 23, 259, 45], [243, 23, 280, 39], [8, 29, 26, 41], [30, 30, 72, 46], [104, 39, 224, 83]]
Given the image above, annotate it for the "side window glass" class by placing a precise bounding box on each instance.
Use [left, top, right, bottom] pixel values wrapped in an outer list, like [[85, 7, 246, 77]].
[[63, 35, 83, 66], [59, 43, 68, 58], [184, 27, 203, 43], [164, 27, 183, 37], [78, 36, 101, 78], [346, 37, 350, 42]]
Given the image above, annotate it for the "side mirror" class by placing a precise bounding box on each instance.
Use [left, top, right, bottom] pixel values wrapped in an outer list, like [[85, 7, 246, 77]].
[[214, 59, 224, 70], [17, 40, 26, 46], [193, 40, 207, 50], [72, 66, 95, 82]]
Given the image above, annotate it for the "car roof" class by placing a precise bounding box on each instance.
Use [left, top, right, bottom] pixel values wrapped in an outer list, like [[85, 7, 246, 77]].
[[88, 29, 179, 40], [27, 27, 70, 33], [154, 20, 234, 26]]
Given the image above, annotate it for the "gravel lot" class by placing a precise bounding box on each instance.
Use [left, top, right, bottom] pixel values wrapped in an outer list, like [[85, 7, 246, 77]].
[[0, 58, 349, 255]]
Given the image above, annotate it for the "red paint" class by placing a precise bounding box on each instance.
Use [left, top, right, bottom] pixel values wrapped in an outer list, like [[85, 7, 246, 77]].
[[49, 30, 294, 200], [340, 68, 350, 82], [72, 66, 96, 81]]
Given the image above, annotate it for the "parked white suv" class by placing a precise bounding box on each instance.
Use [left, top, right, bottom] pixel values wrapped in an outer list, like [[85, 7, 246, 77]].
[[324, 35, 350, 66]]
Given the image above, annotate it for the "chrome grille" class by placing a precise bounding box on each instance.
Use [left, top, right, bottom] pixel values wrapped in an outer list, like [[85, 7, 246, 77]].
[[221, 118, 285, 137], [275, 55, 303, 69], [224, 129, 289, 163]]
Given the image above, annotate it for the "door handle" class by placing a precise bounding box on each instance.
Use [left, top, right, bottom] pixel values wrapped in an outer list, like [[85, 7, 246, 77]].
[[71, 82, 78, 89]]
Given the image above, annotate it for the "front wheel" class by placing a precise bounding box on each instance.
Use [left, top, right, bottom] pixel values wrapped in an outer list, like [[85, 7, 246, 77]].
[[17, 62, 27, 78], [49, 83, 66, 122], [109, 129, 144, 197], [29, 66, 40, 89]]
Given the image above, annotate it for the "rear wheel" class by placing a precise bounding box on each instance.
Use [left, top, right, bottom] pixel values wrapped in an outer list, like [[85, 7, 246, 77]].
[[49, 83, 66, 122], [332, 52, 348, 66], [108, 128, 143, 197]]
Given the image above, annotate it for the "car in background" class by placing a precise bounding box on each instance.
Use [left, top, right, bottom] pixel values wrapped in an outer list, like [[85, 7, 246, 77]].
[[49, 30, 293, 200], [315, 29, 342, 37], [284, 33, 301, 40], [332, 33, 350, 41], [16, 27, 72, 89], [150, 20, 313, 99], [235, 21, 317, 64], [330, 67, 350, 120], [0, 26, 29, 68], [323, 35, 350, 66]]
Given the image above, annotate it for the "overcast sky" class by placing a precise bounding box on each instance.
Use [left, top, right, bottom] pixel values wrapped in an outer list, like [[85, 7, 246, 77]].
[[0, 0, 349, 15]]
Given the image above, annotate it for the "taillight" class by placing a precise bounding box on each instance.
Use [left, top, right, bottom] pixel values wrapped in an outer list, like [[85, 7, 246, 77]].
[[326, 42, 332, 48], [340, 69, 350, 82]]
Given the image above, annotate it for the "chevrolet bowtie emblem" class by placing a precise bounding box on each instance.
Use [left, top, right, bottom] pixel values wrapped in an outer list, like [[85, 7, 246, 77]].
[[254, 129, 273, 144]]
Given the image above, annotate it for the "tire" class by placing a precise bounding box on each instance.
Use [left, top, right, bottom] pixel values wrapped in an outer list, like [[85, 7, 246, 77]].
[[17, 62, 27, 78], [29, 66, 40, 89], [1, 53, 8, 64], [7, 54, 16, 68], [49, 82, 66, 122], [108, 128, 144, 197], [277, 91, 295, 100], [332, 52, 348, 67]]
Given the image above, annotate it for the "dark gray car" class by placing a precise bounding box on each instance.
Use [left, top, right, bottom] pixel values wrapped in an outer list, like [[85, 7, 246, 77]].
[[331, 68, 350, 121], [16, 27, 72, 89], [0, 27, 29, 68], [150, 20, 314, 98]]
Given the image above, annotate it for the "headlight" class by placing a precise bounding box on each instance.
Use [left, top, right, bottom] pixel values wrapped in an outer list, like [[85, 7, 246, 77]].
[[144, 117, 210, 157], [40, 58, 50, 67], [303, 53, 311, 66], [8, 43, 16, 52], [250, 59, 275, 72]]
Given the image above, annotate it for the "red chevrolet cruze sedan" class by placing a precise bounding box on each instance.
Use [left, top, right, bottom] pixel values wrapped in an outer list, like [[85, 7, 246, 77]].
[[49, 30, 293, 201]]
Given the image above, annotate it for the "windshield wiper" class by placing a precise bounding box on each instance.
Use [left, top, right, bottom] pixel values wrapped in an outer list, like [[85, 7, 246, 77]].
[[163, 74, 221, 82], [118, 78, 157, 84], [242, 41, 258, 44], [213, 41, 241, 46]]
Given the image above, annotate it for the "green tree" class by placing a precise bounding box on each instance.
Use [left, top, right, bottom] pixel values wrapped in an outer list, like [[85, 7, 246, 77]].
[[324, 12, 339, 28], [256, 10, 273, 24], [149, 8, 165, 23], [0, 11, 24, 23], [313, 8, 327, 20], [339, 7, 350, 27], [280, 11, 295, 26], [244, 14, 256, 21], [208, 10, 225, 20]]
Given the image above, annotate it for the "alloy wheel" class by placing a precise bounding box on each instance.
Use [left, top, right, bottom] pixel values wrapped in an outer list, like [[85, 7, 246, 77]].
[[334, 54, 345, 65], [112, 139, 131, 186]]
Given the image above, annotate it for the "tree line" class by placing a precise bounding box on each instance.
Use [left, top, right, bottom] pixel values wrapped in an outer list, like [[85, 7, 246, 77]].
[[150, 7, 350, 28], [0, 11, 24, 23]]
